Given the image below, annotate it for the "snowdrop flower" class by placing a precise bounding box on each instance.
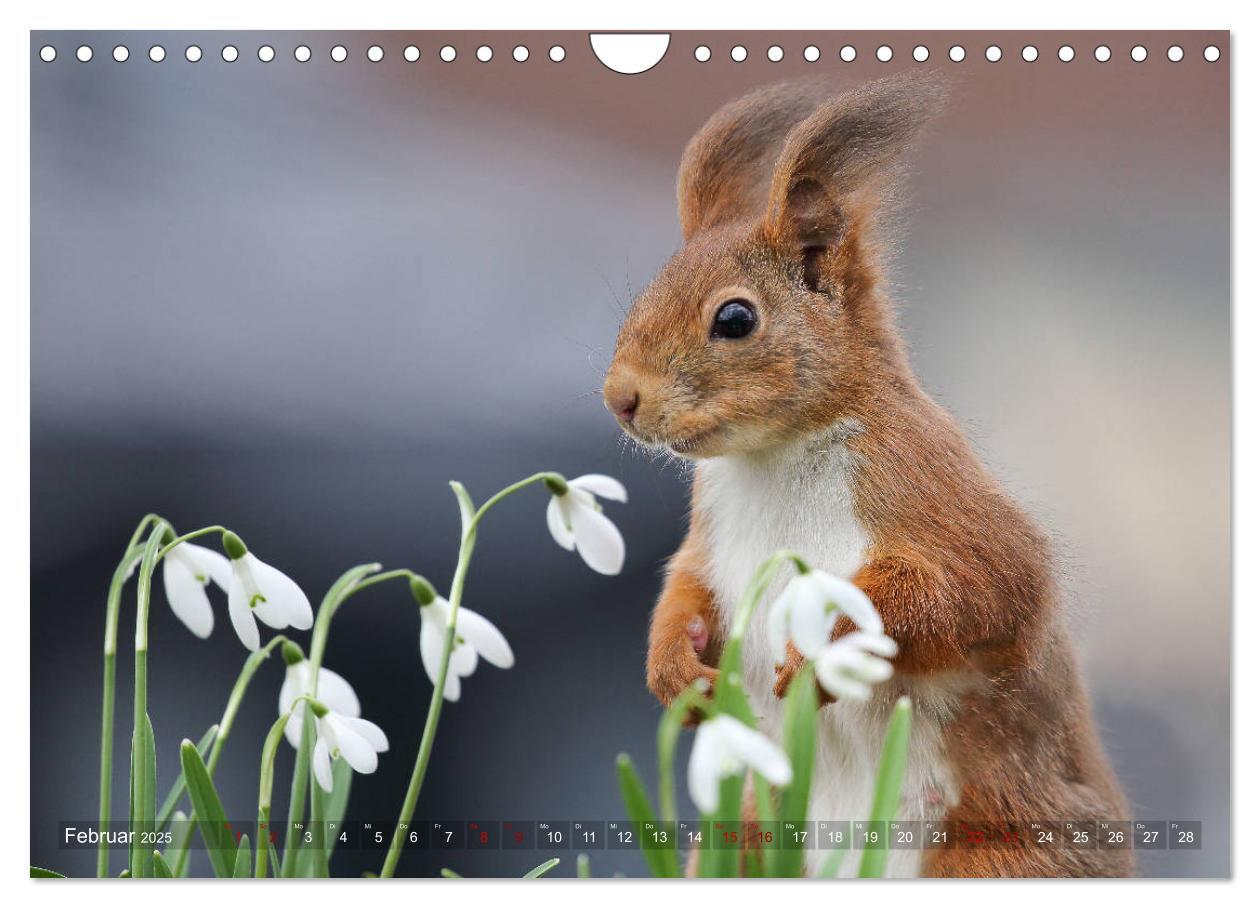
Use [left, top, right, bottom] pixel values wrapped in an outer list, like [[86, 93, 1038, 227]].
[[161, 542, 231, 639], [412, 576, 514, 703], [688, 715, 792, 815], [768, 568, 882, 662], [309, 700, 389, 793], [816, 631, 899, 701], [544, 474, 627, 575], [278, 642, 362, 749], [220, 531, 314, 651]]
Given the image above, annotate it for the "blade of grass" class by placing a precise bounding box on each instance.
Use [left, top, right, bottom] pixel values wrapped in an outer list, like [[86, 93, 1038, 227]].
[[233, 835, 252, 878], [857, 696, 913, 879], [615, 753, 679, 878], [524, 857, 560, 878], [157, 724, 217, 831], [440, 868, 462, 878], [30, 866, 66, 878], [771, 664, 818, 878], [180, 739, 235, 877], [152, 851, 173, 878], [323, 757, 354, 862], [576, 853, 591, 878]]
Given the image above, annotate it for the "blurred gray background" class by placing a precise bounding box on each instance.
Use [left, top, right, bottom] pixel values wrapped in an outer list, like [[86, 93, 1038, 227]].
[[30, 30, 1229, 877]]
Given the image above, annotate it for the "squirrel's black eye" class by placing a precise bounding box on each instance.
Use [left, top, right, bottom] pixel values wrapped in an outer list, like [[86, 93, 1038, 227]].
[[711, 299, 758, 340]]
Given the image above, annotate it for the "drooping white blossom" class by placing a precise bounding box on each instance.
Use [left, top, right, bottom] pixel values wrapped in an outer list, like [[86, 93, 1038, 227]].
[[545, 474, 627, 575], [687, 715, 792, 815], [161, 542, 231, 639], [418, 595, 514, 702], [768, 568, 882, 662]]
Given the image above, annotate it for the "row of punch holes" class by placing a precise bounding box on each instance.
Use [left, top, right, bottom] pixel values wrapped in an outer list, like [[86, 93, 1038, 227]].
[[39, 41, 1223, 65]]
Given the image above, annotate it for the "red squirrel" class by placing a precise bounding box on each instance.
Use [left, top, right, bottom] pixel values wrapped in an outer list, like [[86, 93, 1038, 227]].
[[602, 74, 1132, 877]]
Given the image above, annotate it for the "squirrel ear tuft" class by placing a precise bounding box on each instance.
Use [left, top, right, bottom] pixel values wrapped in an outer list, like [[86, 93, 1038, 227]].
[[764, 72, 947, 254], [676, 79, 838, 242]]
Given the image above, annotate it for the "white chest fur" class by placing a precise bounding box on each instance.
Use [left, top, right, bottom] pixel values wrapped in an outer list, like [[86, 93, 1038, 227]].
[[694, 427, 959, 878]]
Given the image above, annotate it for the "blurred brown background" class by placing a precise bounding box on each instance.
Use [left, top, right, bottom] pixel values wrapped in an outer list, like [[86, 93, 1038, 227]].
[[31, 30, 1229, 877]]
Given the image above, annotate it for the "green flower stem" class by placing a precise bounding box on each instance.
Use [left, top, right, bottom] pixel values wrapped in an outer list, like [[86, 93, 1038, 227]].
[[658, 681, 711, 826], [379, 472, 560, 879], [255, 710, 294, 878], [170, 635, 289, 877], [97, 513, 162, 878]]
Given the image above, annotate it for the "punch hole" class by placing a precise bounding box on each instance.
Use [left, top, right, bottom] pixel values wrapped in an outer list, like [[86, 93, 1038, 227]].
[[767, 45, 784, 62], [295, 45, 312, 62], [440, 45, 456, 62], [368, 45, 385, 62], [512, 46, 528, 62], [477, 45, 493, 62], [185, 45, 202, 62], [589, 34, 668, 73], [113, 45, 129, 63], [549, 45, 566, 62], [404, 45, 421, 62], [222, 45, 239, 62], [75, 45, 92, 62], [730, 45, 747, 62], [694, 45, 711, 62], [1130, 45, 1148, 62], [913, 45, 929, 62], [876, 45, 893, 62], [1167, 45, 1184, 62], [1058, 45, 1075, 62], [149, 45, 165, 62], [839, 45, 857, 62], [985, 45, 1002, 62], [1094, 45, 1111, 62], [803, 45, 820, 62], [331, 45, 349, 63], [1021, 45, 1038, 62], [258, 46, 275, 63], [949, 45, 965, 62], [39, 45, 56, 62], [1204, 45, 1220, 62]]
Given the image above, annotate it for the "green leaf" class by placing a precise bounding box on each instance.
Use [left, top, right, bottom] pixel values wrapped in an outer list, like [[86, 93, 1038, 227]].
[[118, 869, 131, 878], [523, 857, 560, 879], [29, 866, 65, 878], [180, 738, 235, 878], [771, 663, 818, 878], [233, 834, 252, 878], [440, 868, 462, 879], [157, 724, 217, 831], [129, 712, 157, 877], [152, 851, 173, 878], [323, 757, 354, 861], [576, 853, 591, 879], [858, 696, 913, 879], [161, 810, 192, 878], [615, 753, 678, 878]]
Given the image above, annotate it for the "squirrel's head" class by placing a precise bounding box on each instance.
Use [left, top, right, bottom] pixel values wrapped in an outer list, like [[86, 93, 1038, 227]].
[[604, 74, 944, 459]]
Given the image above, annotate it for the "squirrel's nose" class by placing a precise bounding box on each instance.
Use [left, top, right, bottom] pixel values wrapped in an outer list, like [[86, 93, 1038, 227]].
[[606, 389, 639, 424]]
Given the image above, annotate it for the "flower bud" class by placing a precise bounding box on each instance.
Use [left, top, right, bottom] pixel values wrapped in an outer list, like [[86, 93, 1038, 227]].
[[220, 530, 248, 561], [543, 473, 569, 496], [409, 575, 437, 606], [281, 640, 306, 666]]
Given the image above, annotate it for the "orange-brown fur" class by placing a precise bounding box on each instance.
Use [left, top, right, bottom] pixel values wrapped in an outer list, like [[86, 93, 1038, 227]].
[[605, 74, 1132, 878]]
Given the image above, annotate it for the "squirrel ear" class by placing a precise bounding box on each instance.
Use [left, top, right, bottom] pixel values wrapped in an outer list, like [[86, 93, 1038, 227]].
[[763, 72, 946, 259], [676, 80, 836, 242]]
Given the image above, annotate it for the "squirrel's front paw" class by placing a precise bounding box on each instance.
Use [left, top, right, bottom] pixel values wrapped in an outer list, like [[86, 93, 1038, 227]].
[[647, 646, 717, 724], [774, 643, 836, 705]]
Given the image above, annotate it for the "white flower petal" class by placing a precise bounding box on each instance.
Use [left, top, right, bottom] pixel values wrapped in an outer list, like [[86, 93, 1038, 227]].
[[817, 671, 874, 701], [569, 474, 628, 503], [449, 640, 479, 678], [184, 543, 232, 591], [456, 608, 514, 669], [312, 736, 334, 793], [420, 603, 464, 702], [248, 554, 314, 630], [284, 706, 307, 750], [325, 715, 379, 775], [338, 716, 389, 753], [313, 666, 361, 718], [279, 664, 308, 749], [570, 503, 625, 575], [788, 585, 833, 659], [815, 572, 883, 634], [162, 555, 215, 639], [767, 586, 792, 665], [546, 496, 576, 551], [226, 579, 260, 651], [718, 717, 792, 787], [687, 721, 725, 815]]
